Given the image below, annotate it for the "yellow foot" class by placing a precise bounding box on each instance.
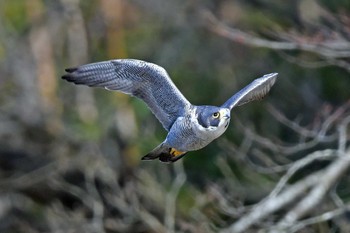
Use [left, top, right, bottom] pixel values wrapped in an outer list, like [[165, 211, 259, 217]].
[[169, 148, 185, 157], [165, 148, 187, 162]]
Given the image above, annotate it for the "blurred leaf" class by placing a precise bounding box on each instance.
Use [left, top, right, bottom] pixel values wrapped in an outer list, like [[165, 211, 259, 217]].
[[1, 0, 28, 33]]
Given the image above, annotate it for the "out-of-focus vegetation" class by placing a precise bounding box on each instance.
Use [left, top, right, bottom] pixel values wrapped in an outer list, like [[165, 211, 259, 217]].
[[0, 0, 350, 232]]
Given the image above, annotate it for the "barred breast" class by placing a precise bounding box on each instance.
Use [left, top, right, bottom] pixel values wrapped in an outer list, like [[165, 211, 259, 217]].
[[165, 111, 215, 152]]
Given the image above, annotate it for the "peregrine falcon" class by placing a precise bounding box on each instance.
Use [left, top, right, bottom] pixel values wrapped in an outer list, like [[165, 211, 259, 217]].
[[62, 59, 277, 162]]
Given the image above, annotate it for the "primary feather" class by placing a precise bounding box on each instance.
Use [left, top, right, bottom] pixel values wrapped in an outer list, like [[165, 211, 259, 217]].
[[62, 59, 278, 163], [62, 59, 191, 131], [221, 73, 277, 110]]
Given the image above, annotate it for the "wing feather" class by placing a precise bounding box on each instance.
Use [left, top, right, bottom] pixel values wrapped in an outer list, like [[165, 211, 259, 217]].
[[221, 73, 278, 110], [62, 59, 192, 131]]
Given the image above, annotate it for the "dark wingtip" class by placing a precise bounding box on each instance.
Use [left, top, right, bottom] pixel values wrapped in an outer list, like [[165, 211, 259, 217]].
[[61, 74, 73, 81], [62, 67, 78, 81], [262, 72, 278, 81], [65, 67, 78, 73], [268, 73, 278, 86]]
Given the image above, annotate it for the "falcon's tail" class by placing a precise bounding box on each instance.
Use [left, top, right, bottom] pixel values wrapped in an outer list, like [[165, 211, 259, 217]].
[[141, 144, 187, 163]]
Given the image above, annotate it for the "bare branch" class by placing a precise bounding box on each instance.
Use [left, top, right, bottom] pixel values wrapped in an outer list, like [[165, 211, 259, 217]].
[[268, 149, 337, 199], [272, 205, 350, 233], [202, 10, 350, 59], [276, 117, 350, 227], [165, 160, 187, 233], [220, 172, 320, 233], [221, 103, 350, 233], [201, 9, 350, 72]]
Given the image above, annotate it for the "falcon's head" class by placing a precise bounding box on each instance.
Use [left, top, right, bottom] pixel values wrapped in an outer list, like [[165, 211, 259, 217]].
[[196, 106, 230, 131]]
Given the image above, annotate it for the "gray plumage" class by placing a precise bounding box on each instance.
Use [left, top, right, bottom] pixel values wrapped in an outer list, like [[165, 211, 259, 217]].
[[63, 60, 190, 131], [62, 59, 277, 162]]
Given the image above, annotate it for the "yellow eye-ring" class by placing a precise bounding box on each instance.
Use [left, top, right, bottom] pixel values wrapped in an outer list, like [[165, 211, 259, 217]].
[[213, 112, 220, 118]]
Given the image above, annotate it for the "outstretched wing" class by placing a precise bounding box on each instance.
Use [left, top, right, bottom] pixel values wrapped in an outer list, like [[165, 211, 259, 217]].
[[221, 73, 278, 110], [62, 59, 192, 131]]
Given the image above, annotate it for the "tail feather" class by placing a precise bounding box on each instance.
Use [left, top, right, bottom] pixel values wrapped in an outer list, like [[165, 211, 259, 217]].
[[141, 144, 187, 163], [141, 144, 166, 161]]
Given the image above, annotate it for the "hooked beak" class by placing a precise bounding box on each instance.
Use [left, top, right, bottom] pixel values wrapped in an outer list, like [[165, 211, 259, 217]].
[[220, 109, 230, 120], [221, 112, 230, 128]]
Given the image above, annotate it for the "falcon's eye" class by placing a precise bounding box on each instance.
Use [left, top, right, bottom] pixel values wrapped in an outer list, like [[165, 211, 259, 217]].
[[212, 112, 220, 118]]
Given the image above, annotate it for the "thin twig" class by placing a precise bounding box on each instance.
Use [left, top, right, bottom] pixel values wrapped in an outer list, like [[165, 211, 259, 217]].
[[220, 172, 320, 233], [165, 160, 187, 233], [202, 10, 350, 58]]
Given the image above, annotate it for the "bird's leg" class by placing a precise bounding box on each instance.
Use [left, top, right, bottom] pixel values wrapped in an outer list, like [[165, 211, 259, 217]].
[[168, 148, 187, 162]]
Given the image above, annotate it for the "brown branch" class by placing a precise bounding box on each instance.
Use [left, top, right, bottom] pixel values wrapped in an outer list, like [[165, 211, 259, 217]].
[[268, 149, 337, 199], [220, 171, 320, 233], [272, 205, 350, 233], [276, 116, 350, 227], [202, 10, 350, 58], [278, 151, 350, 225], [165, 161, 187, 233], [220, 111, 350, 232]]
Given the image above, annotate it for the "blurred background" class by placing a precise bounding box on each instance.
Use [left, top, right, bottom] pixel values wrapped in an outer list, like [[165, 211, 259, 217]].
[[0, 0, 350, 232]]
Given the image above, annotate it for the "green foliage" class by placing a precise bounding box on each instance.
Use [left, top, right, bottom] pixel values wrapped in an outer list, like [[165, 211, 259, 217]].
[[1, 0, 350, 232], [319, 0, 350, 13], [1, 0, 28, 33], [240, 8, 285, 32]]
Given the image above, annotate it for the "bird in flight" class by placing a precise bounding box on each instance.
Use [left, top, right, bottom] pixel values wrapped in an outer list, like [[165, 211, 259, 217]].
[[62, 59, 277, 163]]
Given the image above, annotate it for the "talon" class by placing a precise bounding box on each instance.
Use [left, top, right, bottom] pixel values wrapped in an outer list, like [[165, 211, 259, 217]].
[[167, 148, 187, 162], [169, 148, 185, 157]]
